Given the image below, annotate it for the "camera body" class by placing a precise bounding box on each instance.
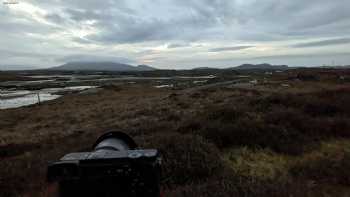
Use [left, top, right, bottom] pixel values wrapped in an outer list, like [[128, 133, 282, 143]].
[[47, 132, 161, 197]]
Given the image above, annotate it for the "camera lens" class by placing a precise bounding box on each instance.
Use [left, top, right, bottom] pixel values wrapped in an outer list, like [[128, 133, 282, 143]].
[[128, 151, 142, 158]]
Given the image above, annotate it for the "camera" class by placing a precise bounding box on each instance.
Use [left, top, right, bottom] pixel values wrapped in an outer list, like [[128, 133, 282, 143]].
[[47, 132, 161, 197]]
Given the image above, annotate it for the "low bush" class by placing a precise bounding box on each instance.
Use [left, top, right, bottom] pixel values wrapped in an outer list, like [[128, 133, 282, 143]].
[[137, 132, 222, 186], [200, 108, 308, 154], [291, 140, 350, 185], [165, 172, 298, 197], [223, 147, 291, 182]]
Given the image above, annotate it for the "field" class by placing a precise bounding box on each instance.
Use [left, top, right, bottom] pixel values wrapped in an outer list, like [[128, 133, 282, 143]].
[[1, 68, 350, 196]]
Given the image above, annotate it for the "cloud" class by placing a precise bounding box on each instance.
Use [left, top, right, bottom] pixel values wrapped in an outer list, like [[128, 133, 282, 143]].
[[0, 49, 56, 59], [0, 65, 38, 70], [65, 8, 108, 22], [72, 37, 94, 44], [1, 0, 350, 69], [167, 43, 190, 48], [293, 38, 350, 48], [45, 0, 350, 45], [56, 54, 135, 64], [44, 13, 65, 24], [88, 19, 177, 44], [209, 46, 254, 52]]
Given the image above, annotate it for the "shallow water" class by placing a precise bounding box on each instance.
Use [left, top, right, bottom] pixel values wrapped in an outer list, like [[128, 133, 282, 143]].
[[0, 90, 32, 98], [154, 84, 174, 88], [0, 93, 61, 109], [0, 86, 97, 109]]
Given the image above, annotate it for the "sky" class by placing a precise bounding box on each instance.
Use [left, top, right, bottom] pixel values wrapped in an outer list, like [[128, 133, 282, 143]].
[[0, 0, 350, 70]]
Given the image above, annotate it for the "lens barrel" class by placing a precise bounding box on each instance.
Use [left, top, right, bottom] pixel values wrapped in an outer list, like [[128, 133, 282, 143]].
[[92, 131, 138, 151]]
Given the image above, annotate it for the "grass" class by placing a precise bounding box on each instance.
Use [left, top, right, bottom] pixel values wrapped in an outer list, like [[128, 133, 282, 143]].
[[292, 140, 350, 185], [1, 69, 350, 196], [223, 147, 290, 182], [138, 132, 222, 186], [221, 140, 350, 197]]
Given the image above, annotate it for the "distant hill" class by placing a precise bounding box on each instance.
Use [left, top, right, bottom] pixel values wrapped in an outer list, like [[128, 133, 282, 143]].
[[230, 63, 289, 70], [336, 65, 350, 69], [51, 62, 156, 71], [320, 65, 350, 69], [136, 64, 156, 71], [192, 67, 218, 70]]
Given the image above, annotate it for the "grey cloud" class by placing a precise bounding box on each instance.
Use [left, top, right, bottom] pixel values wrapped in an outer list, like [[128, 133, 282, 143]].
[[0, 49, 58, 69], [0, 17, 58, 35], [0, 65, 38, 70], [36, 0, 350, 45], [1, 0, 350, 68], [251, 52, 350, 60], [87, 18, 194, 44], [288, 2, 350, 30], [65, 9, 109, 22], [293, 38, 350, 48], [56, 54, 135, 64], [136, 49, 162, 56], [44, 13, 65, 24], [72, 37, 94, 44], [0, 49, 56, 59], [40, 0, 120, 11], [90, 20, 171, 43], [65, 1, 226, 44], [209, 46, 254, 52], [230, 0, 350, 39], [167, 43, 190, 48]]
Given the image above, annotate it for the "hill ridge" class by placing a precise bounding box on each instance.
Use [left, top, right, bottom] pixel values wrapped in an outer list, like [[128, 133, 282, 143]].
[[51, 61, 156, 71]]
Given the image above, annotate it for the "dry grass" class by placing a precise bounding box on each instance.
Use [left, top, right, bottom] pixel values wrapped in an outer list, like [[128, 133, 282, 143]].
[[1, 70, 350, 196], [223, 148, 291, 182]]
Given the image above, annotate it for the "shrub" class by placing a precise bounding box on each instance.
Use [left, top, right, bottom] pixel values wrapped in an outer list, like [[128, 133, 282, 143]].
[[201, 112, 308, 154], [176, 118, 202, 134], [205, 106, 245, 123], [165, 175, 237, 197], [165, 168, 300, 197], [200, 117, 263, 148], [137, 132, 222, 186], [223, 147, 291, 182], [291, 140, 350, 185]]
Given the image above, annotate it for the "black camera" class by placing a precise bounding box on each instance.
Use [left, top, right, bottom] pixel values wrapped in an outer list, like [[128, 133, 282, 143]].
[[47, 132, 161, 197]]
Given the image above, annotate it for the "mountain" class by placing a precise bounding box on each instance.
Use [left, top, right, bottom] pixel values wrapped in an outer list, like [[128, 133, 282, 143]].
[[136, 64, 156, 71], [51, 61, 156, 71], [230, 63, 289, 70], [192, 67, 218, 70]]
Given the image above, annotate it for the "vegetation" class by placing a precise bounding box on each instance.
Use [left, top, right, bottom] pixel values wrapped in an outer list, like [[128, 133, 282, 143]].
[[1, 68, 350, 196]]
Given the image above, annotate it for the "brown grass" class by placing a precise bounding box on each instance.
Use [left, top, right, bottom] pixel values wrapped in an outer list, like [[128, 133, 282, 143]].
[[1, 70, 350, 196]]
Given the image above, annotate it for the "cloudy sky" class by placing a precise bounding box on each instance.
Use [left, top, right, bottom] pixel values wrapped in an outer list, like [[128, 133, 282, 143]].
[[1, 0, 350, 69]]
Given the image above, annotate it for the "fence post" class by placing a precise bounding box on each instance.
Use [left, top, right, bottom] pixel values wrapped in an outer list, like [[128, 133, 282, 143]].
[[37, 92, 41, 105]]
